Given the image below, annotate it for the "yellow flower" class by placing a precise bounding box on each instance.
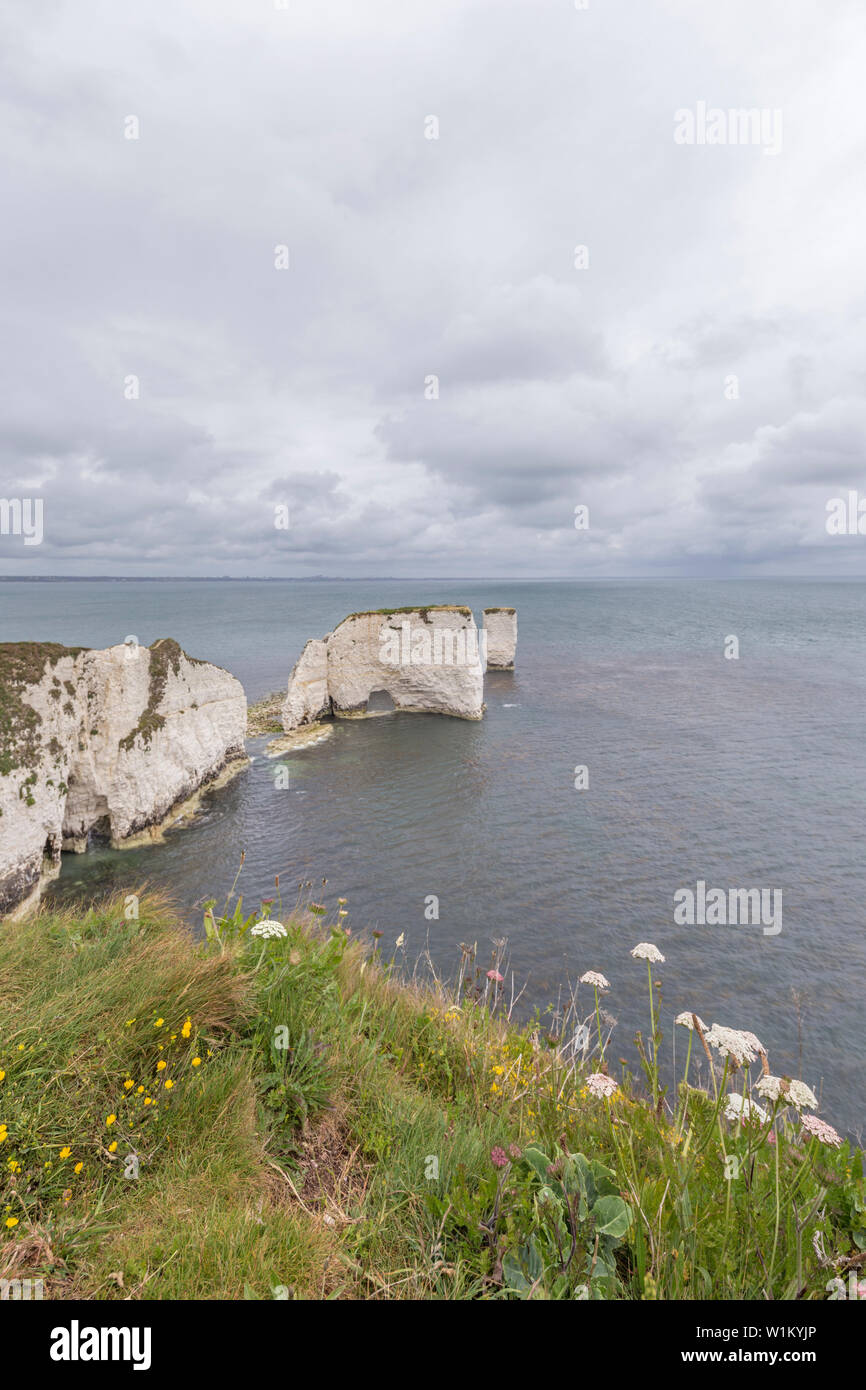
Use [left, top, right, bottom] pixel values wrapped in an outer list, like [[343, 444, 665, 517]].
[[191, 1057, 201, 1067], [5, 1216, 18, 1228], [123, 1079, 134, 1089], [136, 1086, 144, 1094], [74, 1162, 83, 1174], [156, 1060, 166, 1071], [59, 1146, 72, 1159], [164, 1079, 174, 1090], [181, 1018, 191, 1039], [106, 1114, 116, 1127], [108, 1141, 118, 1153], [0, 1070, 5, 1082], [144, 1098, 152, 1106], [154, 1018, 164, 1028], [44, 1161, 51, 1169], [17, 1044, 24, 1052]]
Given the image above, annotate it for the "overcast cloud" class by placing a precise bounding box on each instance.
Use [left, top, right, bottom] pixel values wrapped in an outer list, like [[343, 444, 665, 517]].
[[1, 0, 865, 577]]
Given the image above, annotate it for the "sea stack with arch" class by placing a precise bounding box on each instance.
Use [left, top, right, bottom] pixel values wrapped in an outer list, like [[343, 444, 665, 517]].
[[281, 606, 500, 732], [0, 639, 247, 917]]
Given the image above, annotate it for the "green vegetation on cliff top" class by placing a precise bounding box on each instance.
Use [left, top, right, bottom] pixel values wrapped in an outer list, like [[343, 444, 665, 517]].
[[1, 885, 862, 1301]]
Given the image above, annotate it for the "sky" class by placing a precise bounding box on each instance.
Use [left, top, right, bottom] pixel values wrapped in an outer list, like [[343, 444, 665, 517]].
[[0, 0, 865, 579]]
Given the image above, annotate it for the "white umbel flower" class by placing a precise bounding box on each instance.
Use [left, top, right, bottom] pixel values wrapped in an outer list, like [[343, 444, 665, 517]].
[[756, 1076, 818, 1110], [579, 971, 611, 990], [585, 1073, 619, 1099], [705, 1025, 763, 1066], [674, 1011, 707, 1032], [724, 1092, 768, 1125], [630, 943, 665, 963], [250, 920, 288, 939]]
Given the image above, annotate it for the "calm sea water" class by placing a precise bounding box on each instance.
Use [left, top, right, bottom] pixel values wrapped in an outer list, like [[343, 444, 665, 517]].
[[2, 579, 865, 1138]]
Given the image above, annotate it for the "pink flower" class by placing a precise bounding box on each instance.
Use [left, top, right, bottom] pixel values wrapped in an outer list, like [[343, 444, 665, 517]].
[[487, 970, 504, 984], [490, 1146, 509, 1168], [800, 1113, 843, 1148]]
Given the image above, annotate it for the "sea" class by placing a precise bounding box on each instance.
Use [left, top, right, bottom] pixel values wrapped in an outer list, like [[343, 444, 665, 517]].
[[1, 577, 864, 1139]]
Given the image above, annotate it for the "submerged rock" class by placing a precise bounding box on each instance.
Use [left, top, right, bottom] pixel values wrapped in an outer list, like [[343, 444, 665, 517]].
[[0, 638, 247, 916]]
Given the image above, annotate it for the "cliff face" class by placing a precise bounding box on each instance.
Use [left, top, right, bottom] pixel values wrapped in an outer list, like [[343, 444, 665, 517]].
[[482, 608, 518, 670], [0, 639, 247, 917], [282, 607, 485, 731]]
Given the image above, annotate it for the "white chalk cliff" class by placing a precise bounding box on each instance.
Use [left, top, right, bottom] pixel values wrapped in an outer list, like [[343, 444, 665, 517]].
[[282, 607, 486, 731], [0, 639, 247, 916], [483, 608, 518, 670]]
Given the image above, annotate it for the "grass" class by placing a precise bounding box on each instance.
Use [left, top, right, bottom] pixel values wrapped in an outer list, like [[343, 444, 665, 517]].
[[1, 888, 864, 1300]]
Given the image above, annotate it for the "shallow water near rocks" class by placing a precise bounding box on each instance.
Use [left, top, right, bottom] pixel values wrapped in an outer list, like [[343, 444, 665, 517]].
[[2, 577, 865, 1139]]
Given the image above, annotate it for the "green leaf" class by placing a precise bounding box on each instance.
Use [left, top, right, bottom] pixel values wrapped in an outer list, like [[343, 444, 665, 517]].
[[592, 1195, 632, 1239]]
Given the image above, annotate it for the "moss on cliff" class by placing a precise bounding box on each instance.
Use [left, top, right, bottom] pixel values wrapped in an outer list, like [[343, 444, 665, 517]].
[[342, 605, 473, 623], [118, 638, 185, 753], [0, 643, 88, 777]]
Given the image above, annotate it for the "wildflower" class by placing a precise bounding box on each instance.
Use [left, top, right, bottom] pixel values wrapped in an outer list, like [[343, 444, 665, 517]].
[[704, 1025, 762, 1066], [630, 943, 665, 963], [59, 1146, 71, 1159], [106, 1114, 117, 1127], [144, 1098, 152, 1106], [154, 1018, 164, 1028], [338, 898, 347, 905], [674, 1011, 707, 1031], [0, 1070, 5, 1082], [508, 1143, 522, 1160], [585, 1073, 619, 1099], [755, 1076, 817, 1110], [800, 1114, 843, 1148], [487, 969, 504, 983], [338, 909, 348, 918], [16, 1044, 24, 1052], [181, 1018, 192, 1039], [164, 1079, 174, 1090], [5, 1217, 18, 1228], [724, 1092, 768, 1125], [579, 971, 610, 990], [123, 1079, 134, 1090], [136, 1086, 144, 1094], [156, 1061, 166, 1072], [395, 933, 405, 948], [108, 1141, 118, 1153], [490, 1146, 509, 1168], [74, 1162, 83, 1174], [192, 1057, 202, 1067], [250, 920, 287, 939]]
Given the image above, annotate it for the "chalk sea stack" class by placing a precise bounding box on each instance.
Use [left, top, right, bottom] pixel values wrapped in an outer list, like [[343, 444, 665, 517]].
[[282, 607, 488, 732], [482, 608, 518, 670], [0, 639, 247, 917]]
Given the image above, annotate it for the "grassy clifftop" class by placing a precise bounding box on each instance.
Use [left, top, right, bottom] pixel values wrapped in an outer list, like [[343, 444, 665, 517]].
[[1, 892, 863, 1300]]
